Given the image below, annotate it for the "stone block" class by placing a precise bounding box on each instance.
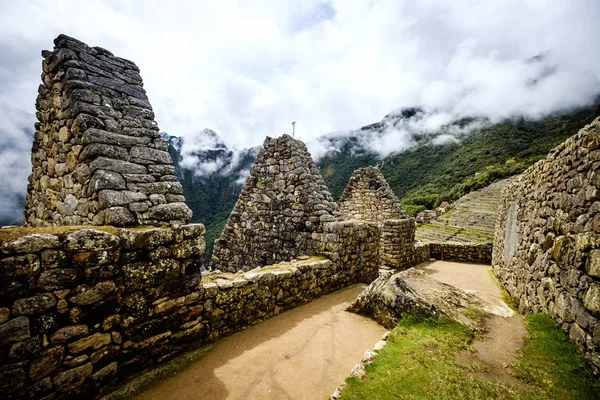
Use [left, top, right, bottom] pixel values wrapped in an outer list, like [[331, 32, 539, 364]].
[[0, 316, 30, 346], [13, 294, 56, 316], [1, 234, 60, 254]]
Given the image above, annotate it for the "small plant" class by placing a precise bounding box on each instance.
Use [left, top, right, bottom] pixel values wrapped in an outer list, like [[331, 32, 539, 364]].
[[258, 177, 269, 185]]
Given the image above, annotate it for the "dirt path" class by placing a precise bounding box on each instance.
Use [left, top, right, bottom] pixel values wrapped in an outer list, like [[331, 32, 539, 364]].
[[134, 284, 386, 400], [418, 261, 527, 384]]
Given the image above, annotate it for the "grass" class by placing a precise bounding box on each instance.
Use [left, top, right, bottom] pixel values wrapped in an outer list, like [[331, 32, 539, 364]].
[[339, 314, 600, 400]]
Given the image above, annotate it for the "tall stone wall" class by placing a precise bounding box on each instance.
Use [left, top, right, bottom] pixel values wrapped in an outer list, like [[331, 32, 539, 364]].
[[339, 167, 409, 222], [380, 219, 416, 269], [24, 35, 192, 227], [493, 117, 600, 373], [212, 135, 340, 272], [0, 220, 379, 399]]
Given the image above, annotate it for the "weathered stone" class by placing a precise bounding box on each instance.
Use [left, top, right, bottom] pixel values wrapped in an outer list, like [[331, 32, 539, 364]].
[[104, 206, 137, 226], [52, 362, 93, 392], [146, 203, 192, 221], [0, 254, 40, 277], [65, 229, 120, 252], [586, 249, 600, 278], [0, 307, 9, 324], [0, 364, 26, 393], [89, 169, 126, 191], [68, 332, 112, 354], [50, 325, 89, 344], [13, 294, 56, 315], [69, 281, 116, 306], [91, 361, 117, 382], [90, 156, 147, 175], [1, 234, 60, 254], [30, 346, 64, 380], [37, 268, 80, 291], [83, 128, 151, 147], [9, 336, 41, 360], [119, 227, 174, 249], [99, 189, 147, 208], [0, 317, 30, 346], [583, 282, 600, 316], [130, 146, 172, 164], [129, 181, 184, 195], [80, 143, 129, 161]]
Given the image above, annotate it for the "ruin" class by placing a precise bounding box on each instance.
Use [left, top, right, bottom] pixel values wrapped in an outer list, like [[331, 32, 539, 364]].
[[211, 134, 340, 272], [493, 116, 600, 373], [339, 167, 409, 222], [24, 34, 192, 227]]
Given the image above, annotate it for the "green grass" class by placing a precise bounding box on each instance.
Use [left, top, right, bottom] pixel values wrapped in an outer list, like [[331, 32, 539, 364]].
[[339, 314, 600, 400]]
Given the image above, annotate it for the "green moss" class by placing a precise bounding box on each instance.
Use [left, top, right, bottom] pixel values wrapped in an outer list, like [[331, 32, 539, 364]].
[[0, 225, 167, 244]]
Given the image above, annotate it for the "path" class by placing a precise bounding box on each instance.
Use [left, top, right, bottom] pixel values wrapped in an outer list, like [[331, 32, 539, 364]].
[[134, 285, 386, 400], [417, 260, 527, 384]]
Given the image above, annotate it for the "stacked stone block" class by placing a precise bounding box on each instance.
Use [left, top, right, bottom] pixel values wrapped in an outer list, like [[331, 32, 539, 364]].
[[493, 117, 600, 373], [0, 219, 382, 398], [212, 134, 340, 272], [380, 219, 416, 269], [24, 35, 192, 227], [339, 167, 409, 221]]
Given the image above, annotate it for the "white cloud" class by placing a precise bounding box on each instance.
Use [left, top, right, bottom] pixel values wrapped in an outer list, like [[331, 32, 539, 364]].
[[0, 0, 599, 218]]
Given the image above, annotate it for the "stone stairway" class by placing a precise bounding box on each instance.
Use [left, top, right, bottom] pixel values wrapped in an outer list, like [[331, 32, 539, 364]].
[[415, 177, 514, 244]]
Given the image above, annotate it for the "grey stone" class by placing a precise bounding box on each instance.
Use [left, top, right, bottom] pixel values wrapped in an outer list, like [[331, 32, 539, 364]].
[[30, 346, 65, 380], [1, 234, 60, 254], [68, 333, 112, 354], [50, 325, 89, 344], [37, 268, 80, 291], [146, 202, 192, 221], [90, 156, 146, 174], [90, 169, 127, 192], [0, 254, 40, 277], [52, 362, 93, 392], [80, 143, 129, 161], [83, 127, 151, 147], [65, 229, 120, 252], [104, 206, 137, 225], [99, 189, 147, 208], [0, 316, 30, 346], [69, 281, 117, 306], [13, 294, 57, 316]]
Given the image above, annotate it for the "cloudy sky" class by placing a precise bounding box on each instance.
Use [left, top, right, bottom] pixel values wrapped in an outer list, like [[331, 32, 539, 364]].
[[1, 0, 599, 222]]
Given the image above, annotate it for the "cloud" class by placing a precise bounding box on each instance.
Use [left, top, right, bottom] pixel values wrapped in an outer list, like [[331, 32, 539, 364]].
[[0, 0, 599, 218]]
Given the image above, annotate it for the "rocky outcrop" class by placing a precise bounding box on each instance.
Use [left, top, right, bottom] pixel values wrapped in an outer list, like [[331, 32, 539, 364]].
[[211, 135, 340, 272], [493, 117, 600, 373], [339, 167, 408, 222], [348, 268, 513, 329], [24, 34, 191, 227]]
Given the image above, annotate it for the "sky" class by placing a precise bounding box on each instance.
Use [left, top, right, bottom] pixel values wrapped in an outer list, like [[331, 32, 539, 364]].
[[0, 0, 599, 223]]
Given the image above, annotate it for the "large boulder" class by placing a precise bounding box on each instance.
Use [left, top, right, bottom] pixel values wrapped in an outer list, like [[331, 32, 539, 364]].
[[348, 268, 513, 329]]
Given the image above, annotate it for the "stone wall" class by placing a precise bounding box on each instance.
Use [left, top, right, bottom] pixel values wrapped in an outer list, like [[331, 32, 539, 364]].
[[339, 167, 409, 222], [24, 35, 191, 227], [429, 243, 492, 264], [212, 135, 340, 272], [380, 219, 416, 269], [0, 219, 380, 399], [493, 117, 600, 373]]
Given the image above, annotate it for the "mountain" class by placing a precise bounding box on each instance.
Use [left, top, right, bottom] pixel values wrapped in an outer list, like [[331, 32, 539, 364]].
[[166, 130, 259, 259], [167, 101, 600, 263]]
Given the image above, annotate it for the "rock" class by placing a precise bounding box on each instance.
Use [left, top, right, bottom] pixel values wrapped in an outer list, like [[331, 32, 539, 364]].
[[52, 362, 93, 392], [1, 234, 60, 254], [119, 227, 174, 249], [90, 156, 146, 175], [586, 249, 600, 278], [69, 281, 116, 306], [91, 361, 117, 382], [104, 206, 137, 226], [0, 308, 9, 324], [348, 268, 514, 329], [583, 282, 600, 316], [50, 325, 89, 344], [89, 169, 126, 191], [68, 332, 112, 354], [37, 268, 80, 291], [99, 189, 147, 208], [0, 254, 40, 277], [83, 128, 151, 147], [9, 336, 41, 360], [0, 317, 30, 346], [65, 229, 120, 252], [146, 202, 192, 221], [0, 365, 26, 393], [130, 146, 172, 164], [13, 294, 57, 316], [30, 346, 65, 380]]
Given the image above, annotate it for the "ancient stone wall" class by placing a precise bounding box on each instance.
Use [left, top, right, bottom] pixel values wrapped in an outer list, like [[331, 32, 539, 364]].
[[429, 243, 492, 264], [212, 135, 340, 272], [380, 219, 416, 269], [339, 167, 408, 222], [24, 35, 191, 227], [0, 219, 380, 398], [493, 117, 600, 373]]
